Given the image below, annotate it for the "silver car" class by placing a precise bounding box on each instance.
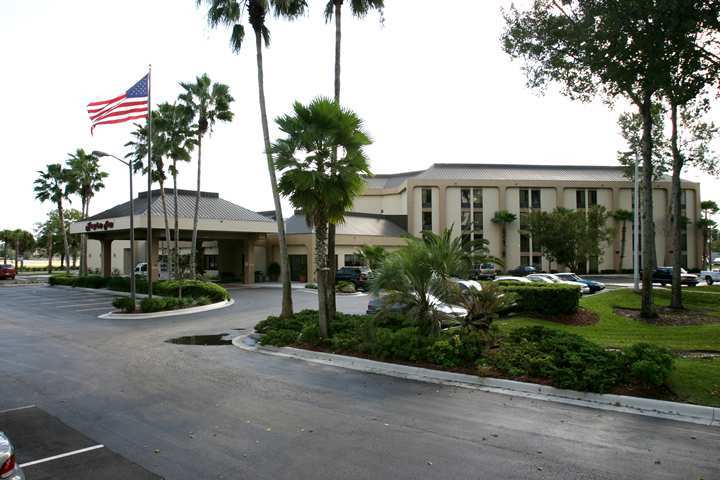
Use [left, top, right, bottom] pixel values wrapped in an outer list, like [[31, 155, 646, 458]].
[[0, 432, 24, 480], [527, 273, 590, 294]]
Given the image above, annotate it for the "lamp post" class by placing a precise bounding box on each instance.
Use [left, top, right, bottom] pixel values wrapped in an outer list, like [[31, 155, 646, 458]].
[[93, 151, 136, 308], [633, 152, 640, 292]]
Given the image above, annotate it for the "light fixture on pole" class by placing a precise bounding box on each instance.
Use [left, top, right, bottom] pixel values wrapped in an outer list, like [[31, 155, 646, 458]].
[[93, 150, 136, 308]]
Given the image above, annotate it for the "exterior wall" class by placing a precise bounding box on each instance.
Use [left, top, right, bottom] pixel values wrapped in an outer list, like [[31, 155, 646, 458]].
[[483, 188, 502, 260], [353, 191, 407, 216], [505, 187, 521, 269], [412, 186, 439, 235]]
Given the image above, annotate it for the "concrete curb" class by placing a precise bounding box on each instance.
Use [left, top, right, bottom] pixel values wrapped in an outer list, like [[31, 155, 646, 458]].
[[232, 334, 719, 428], [98, 299, 234, 319]]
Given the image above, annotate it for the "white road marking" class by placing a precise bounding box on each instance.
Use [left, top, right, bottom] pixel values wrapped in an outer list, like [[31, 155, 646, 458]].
[[19, 444, 104, 468], [75, 306, 113, 312], [0, 404, 36, 414], [57, 302, 110, 309]]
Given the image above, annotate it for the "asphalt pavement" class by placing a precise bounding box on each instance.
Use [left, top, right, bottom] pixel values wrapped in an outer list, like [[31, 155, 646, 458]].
[[0, 285, 718, 479]]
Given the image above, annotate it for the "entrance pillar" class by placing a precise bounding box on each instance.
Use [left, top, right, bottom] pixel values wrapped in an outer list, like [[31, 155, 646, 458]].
[[244, 238, 255, 285], [101, 239, 112, 277], [150, 236, 160, 281]]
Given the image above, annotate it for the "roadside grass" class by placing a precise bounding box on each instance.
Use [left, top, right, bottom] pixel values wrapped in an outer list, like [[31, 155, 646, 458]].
[[498, 288, 720, 406], [696, 284, 720, 293]]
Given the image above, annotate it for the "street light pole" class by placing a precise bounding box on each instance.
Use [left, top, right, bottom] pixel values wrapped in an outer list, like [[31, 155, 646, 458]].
[[93, 151, 136, 308]]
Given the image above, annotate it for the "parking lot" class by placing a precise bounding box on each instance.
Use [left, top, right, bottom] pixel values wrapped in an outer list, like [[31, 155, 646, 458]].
[[0, 405, 160, 479]]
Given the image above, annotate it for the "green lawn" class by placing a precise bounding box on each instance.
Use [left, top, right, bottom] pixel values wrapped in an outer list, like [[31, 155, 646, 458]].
[[498, 288, 720, 406]]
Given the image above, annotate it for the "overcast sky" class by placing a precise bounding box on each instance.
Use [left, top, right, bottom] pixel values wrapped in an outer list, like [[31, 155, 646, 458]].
[[2, 0, 719, 232]]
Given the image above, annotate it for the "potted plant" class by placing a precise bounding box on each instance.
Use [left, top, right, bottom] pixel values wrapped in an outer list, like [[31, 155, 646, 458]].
[[267, 262, 281, 282]]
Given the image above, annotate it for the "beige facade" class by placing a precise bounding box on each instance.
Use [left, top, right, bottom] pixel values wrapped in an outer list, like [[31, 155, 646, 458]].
[[353, 164, 703, 273]]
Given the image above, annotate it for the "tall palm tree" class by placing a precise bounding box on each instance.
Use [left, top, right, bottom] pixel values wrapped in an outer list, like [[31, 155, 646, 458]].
[[34, 164, 71, 274], [0, 230, 13, 264], [66, 149, 107, 276], [126, 112, 175, 278], [198, 0, 306, 318], [179, 74, 234, 278], [491, 210, 516, 271], [274, 98, 371, 336], [157, 102, 197, 279], [324, 0, 384, 318], [611, 209, 633, 271], [357, 244, 387, 270], [12, 229, 34, 269]]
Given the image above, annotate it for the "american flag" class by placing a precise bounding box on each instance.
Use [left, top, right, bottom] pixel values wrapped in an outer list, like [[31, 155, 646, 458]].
[[87, 74, 149, 133]]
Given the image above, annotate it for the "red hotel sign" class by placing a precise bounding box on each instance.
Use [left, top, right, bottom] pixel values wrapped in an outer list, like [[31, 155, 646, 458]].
[[85, 221, 115, 232]]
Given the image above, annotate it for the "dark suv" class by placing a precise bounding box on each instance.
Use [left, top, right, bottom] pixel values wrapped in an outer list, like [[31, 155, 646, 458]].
[[336, 266, 371, 290], [651, 267, 698, 287], [507, 265, 537, 277]]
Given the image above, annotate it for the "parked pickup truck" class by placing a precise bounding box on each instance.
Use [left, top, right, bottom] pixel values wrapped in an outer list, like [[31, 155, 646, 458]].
[[700, 270, 720, 286]]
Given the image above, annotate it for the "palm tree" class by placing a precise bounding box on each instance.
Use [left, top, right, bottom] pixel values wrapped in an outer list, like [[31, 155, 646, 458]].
[[66, 149, 107, 276], [274, 98, 371, 337], [126, 112, 175, 278], [357, 245, 387, 270], [491, 210, 516, 270], [611, 209, 633, 271], [198, 0, 306, 318], [700, 200, 719, 269], [0, 230, 14, 264], [421, 228, 496, 280], [34, 164, 71, 274], [324, 0, 384, 318], [179, 74, 234, 278], [157, 102, 197, 279], [12, 230, 34, 269]]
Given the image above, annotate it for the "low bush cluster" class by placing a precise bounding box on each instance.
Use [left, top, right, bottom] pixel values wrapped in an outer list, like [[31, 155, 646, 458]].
[[497, 283, 580, 315], [112, 296, 135, 313], [488, 326, 675, 392], [336, 280, 356, 293], [139, 296, 206, 313], [49, 275, 229, 303]]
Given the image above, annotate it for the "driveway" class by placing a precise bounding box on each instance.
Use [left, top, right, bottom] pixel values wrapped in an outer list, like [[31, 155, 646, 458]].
[[0, 285, 718, 479]]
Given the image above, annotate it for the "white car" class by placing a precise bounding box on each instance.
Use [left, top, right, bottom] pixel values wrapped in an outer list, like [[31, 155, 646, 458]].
[[0, 432, 24, 480], [527, 273, 590, 294], [494, 275, 532, 284], [700, 270, 720, 286], [450, 278, 483, 292]]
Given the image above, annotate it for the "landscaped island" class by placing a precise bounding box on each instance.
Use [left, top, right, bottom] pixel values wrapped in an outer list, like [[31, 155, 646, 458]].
[[48, 274, 230, 314]]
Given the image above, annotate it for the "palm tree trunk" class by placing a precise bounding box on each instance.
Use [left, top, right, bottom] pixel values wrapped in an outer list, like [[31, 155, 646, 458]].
[[254, 26, 293, 318], [315, 219, 329, 337], [57, 202, 71, 275], [639, 96, 657, 319], [173, 161, 180, 281], [47, 232, 53, 273], [669, 101, 683, 310], [619, 221, 627, 271], [502, 225, 508, 271], [14, 237, 19, 270], [191, 136, 202, 279], [326, 0, 343, 322], [160, 181, 172, 281]]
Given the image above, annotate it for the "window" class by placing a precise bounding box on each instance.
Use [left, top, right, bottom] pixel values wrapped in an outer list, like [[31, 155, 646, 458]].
[[531, 189, 541, 209], [344, 254, 364, 267], [461, 211, 472, 231], [576, 190, 586, 209], [521, 255, 530, 266], [422, 188, 432, 209], [519, 211, 530, 231], [680, 190, 688, 211], [589, 190, 598, 206], [460, 189, 471, 209], [461, 234, 472, 249], [473, 211, 483, 232], [422, 211, 433, 232], [532, 255, 542, 270], [681, 229, 688, 251], [520, 234, 531, 252], [205, 254, 218, 270], [473, 189, 483, 209], [519, 190, 529, 209]]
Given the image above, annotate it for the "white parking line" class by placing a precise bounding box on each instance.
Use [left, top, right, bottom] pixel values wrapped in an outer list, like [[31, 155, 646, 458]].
[[0, 404, 36, 414], [75, 306, 113, 312], [19, 444, 104, 468]]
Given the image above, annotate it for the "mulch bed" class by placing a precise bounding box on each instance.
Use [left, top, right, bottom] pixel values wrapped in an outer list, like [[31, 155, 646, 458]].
[[614, 307, 720, 326], [524, 308, 599, 326]]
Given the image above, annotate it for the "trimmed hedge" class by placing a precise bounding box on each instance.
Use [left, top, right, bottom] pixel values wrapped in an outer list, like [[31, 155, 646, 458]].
[[49, 275, 229, 303], [498, 283, 580, 315], [112, 297, 135, 313]]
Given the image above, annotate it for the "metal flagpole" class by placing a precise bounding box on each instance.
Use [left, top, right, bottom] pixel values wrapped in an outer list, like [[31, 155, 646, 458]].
[[146, 65, 153, 298], [633, 152, 640, 292], [129, 161, 136, 307]]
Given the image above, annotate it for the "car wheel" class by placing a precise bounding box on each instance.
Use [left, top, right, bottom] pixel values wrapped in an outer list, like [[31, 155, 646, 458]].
[[707, 276, 714, 286], [660, 282, 666, 287]]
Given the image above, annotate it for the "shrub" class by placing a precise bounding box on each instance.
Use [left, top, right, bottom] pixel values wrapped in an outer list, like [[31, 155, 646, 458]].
[[49, 274, 76, 286], [490, 326, 623, 392], [267, 262, 281, 280], [255, 314, 307, 334], [106, 276, 148, 294], [622, 343, 675, 387], [260, 329, 300, 346], [154, 279, 229, 302], [498, 284, 580, 315], [337, 280, 356, 293], [194, 296, 211, 306], [74, 275, 109, 289], [112, 297, 135, 313], [305, 283, 318, 289], [140, 297, 168, 313]]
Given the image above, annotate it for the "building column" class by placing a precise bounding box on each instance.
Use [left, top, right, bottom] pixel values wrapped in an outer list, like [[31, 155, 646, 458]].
[[244, 238, 255, 285], [437, 185, 447, 232], [101, 239, 112, 277], [150, 236, 160, 281]]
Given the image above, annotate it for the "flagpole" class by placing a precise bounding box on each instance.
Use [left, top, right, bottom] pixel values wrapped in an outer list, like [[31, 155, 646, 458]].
[[146, 64, 154, 298]]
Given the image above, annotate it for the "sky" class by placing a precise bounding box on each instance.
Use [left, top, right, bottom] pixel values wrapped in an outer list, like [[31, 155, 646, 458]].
[[2, 0, 719, 233]]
